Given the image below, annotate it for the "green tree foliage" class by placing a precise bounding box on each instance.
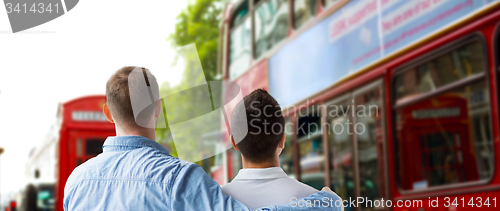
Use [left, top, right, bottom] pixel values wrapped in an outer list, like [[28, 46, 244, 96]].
[[169, 0, 227, 81], [156, 0, 228, 160]]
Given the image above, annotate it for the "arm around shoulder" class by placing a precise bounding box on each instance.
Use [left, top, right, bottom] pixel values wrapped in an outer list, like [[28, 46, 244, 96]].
[[169, 162, 252, 211]]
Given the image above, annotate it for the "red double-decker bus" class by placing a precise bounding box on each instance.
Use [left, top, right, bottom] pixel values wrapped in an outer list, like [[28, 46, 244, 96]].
[[215, 0, 500, 210], [24, 95, 114, 211]]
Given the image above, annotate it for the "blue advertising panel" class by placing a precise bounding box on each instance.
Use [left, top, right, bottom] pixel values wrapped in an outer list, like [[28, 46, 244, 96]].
[[269, 0, 497, 108], [381, 0, 486, 55]]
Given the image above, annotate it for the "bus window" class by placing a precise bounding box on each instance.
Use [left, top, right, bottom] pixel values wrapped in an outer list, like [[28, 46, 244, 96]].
[[229, 1, 251, 80], [254, 0, 289, 59], [298, 106, 324, 190], [279, 118, 295, 178], [299, 137, 324, 189], [322, 0, 340, 8], [395, 41, 485, 103], [353, 85, 385, 210], [326, 98, 355, 202], [293, 0, 317, 29], [394, 40, 494, 191], [231, 1, 249, 27]]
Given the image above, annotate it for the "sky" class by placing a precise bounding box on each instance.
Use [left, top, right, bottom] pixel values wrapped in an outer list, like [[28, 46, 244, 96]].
[[0, 0, 189, 196]]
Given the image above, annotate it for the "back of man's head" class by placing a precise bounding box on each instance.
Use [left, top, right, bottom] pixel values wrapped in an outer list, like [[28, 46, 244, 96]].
[[231, 89, 285, 163], [105, 66, 159, 129]]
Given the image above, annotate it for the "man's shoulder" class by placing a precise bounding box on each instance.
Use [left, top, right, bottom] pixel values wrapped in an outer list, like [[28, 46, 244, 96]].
[[221, 180, 237, 193], [65, 148, 188, 189], [222, 176, 318, 193], [221, 176, 321, 209], [283, 177, 318, 193], [65, 155, 102, 185]]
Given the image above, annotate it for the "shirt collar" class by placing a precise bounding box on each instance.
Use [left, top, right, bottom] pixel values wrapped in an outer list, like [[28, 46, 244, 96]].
[[233, 167, 289, 180], [102, 135, 169, 154]]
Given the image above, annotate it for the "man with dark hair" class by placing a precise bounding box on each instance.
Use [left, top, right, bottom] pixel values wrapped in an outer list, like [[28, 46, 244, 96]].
[[223, 89, 331, 209], [63, 67, 342, 210], [230, 89, 285, 164]]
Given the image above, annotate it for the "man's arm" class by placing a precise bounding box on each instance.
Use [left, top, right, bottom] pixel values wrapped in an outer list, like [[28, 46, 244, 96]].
[[170, 162, 343, 210], [265, 188, 343, 211], [169, 162, 251, 210]]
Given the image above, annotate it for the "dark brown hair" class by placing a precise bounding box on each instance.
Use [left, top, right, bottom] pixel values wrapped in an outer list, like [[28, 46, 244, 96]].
[[231, 89, 285, 163]]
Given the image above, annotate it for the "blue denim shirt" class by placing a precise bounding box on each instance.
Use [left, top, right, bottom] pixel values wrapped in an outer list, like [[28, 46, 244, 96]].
[[64, 136, 342, 210]]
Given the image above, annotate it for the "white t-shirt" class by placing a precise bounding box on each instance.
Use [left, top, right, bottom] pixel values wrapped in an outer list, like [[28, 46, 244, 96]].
[[221, 167, 319, 209]]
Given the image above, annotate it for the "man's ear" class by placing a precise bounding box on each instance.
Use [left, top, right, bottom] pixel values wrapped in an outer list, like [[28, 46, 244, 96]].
[[154, 100, 162, 119], [278, 134, 285, 149], [103, 103, 114, 123], [231, 135, 239, 151]]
